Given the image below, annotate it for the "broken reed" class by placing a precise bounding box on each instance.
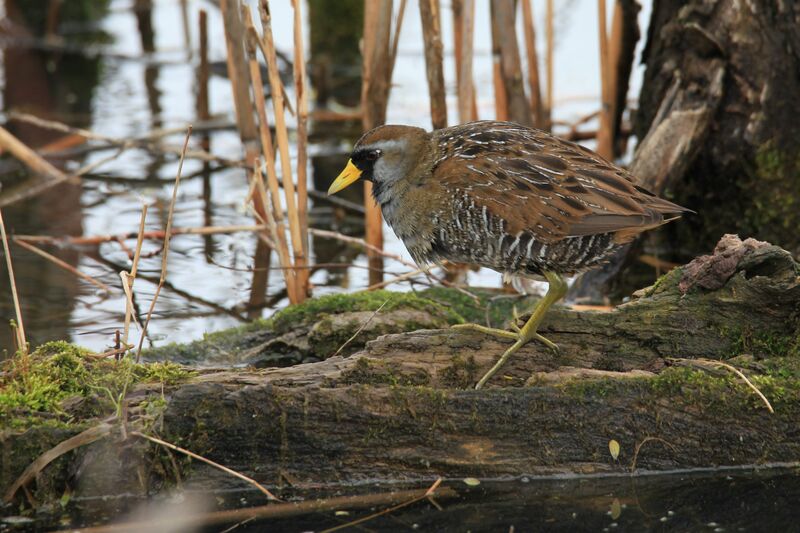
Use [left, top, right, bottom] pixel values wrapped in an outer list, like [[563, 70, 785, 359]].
[[219, 0, 310, 304]]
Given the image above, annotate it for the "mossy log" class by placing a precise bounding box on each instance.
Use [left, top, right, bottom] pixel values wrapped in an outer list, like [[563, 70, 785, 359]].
[[3, 236, 800, 502]]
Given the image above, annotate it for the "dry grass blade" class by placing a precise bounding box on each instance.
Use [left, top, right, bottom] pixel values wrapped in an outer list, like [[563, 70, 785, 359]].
[[668, 357, 775, 414], [135, 127, 192, 361], [331, 299, 389, 358], [4, 422, 114, 502], [13, 238, 113, 293], [630, 436, 677, 473], [122, 203, 148, 347], [320, 477, 444, 533], [0, 207, 26, 351], [130, 431, 280, 502]]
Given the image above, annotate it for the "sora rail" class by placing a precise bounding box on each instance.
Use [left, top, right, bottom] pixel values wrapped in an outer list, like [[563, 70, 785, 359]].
[[329, 120, 689, 389]]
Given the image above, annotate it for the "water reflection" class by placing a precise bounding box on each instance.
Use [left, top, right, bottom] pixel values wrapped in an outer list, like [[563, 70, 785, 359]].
[[0, 0, 111, 351], [9, 468, 799, 531]]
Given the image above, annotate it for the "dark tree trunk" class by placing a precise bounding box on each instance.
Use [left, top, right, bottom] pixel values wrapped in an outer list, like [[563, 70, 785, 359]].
[[573, 0, 800, 301]]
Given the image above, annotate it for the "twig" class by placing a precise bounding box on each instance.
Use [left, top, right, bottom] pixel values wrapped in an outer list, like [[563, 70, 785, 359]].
[[130, 431, 280, 501], [4, 422, 113, 502], [309, 227, 480, 303], [68, 485, 455, 533], [136, 127, 191, 361], [667, 357, 775, 414], [320, 477, 444, 533], [365, 267, 429, 291], [13, 238, 113, 293], [0, 207, 26, 351], [331, 299, 389, 358], [388, 0, 408, 80], [630, 436, 677, 473], [15, 224, 270, 246], [6, 112, 242, 167]]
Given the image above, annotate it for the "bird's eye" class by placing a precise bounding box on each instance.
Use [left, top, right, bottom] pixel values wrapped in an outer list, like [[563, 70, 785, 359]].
[[365, 149, 382, 161]]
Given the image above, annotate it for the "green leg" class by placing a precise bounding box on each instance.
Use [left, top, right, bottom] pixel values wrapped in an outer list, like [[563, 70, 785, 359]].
[[453, 272, 568, 389]]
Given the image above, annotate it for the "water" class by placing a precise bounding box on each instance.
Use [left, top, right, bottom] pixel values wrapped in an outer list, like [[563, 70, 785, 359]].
[[0, 0, 652, 353], [2, 468, 798, 531]]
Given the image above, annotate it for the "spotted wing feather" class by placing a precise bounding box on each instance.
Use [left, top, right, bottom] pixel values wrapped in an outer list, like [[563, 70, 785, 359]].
[[433, 121, 689, 244]]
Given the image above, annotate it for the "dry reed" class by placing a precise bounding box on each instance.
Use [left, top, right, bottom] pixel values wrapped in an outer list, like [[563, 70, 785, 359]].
[[121, 203, 148, 348], [419, 0, 448, 129], [521, 0, 544, 128], [454, 0, 477, 123], [545, 0, 554, 130], [13, 239, 113, 293], [0, 207, 26, 352], [292, 0, 311, 295], [131, 431, 280, 501], [596, 0, 614, 159], [135, 127, 192, 361], [258, 0, 309, 303]]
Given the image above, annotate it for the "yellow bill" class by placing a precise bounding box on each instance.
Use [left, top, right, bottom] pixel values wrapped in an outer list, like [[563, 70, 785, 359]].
[[328, 159, 362, 195]]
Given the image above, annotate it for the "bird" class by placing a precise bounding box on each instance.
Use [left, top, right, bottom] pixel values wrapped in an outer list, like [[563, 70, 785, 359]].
[[328, 120, 689, 389]]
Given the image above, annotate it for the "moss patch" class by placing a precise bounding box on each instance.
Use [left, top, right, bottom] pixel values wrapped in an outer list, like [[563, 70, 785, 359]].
[[561, 362, 800, 413], [1, 341, 195, 429], [268, 290, 463, 333]]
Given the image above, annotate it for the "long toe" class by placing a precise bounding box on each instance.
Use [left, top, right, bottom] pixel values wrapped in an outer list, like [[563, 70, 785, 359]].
[[533, 333, 559, 354], [452, 323, 518, 341]]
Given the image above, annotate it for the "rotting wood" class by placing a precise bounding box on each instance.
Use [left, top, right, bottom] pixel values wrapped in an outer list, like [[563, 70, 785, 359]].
[[4, 235, 800, 502]]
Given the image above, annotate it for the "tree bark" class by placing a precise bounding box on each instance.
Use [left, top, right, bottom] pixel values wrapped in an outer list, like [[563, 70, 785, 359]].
[[573, 0, 800, 301]]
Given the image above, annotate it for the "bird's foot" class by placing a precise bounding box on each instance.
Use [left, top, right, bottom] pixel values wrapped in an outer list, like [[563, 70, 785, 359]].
[[452, 322, 558, 352], [452, 323, 559, 389], [452, 323, 518, 340]]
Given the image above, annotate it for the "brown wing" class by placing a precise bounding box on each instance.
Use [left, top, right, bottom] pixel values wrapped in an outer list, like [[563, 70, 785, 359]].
[[433, 121, 689, 244]]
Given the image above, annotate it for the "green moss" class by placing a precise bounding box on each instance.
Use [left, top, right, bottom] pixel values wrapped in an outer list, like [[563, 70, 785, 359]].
[[726, 327, 800, 359], [562, 362, 800, 412], [0, 342, 195, 428], [439, 355, 479, 389], [340, 357, 430, 387], [268, 290, 462, 333], [419, 286, 540, 328], [639, 267, 683, 298]]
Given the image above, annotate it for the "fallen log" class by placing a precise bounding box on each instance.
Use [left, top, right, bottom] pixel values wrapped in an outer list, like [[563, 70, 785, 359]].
[[3, 235, 799, 504]]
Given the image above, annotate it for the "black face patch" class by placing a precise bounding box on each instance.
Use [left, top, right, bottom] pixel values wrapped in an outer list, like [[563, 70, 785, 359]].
[[351, 148, 382, 182]]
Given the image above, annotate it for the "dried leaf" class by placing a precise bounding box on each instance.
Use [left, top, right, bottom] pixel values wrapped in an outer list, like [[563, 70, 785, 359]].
[[609, 439, 620, 460]]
